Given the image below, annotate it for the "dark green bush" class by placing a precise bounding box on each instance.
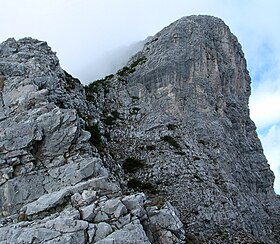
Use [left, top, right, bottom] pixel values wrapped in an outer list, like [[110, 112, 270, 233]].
[[161, 135, 181, 149], [64, 70, 79, 91], [127, 178, 158, 194], [85, 79, 104, 94], [117, 56, 147, 77], [117, 66, 135, 76], [130, 56, 147, 69], [111, 110, 120, 118], [146, 145, 156, 151], [167, 124, 177, 130], [84, 74, 113, 99], [85, 123, 104, 151], [103, 116, 115, 126], [103, 110, 120, 126], [123, 157, 145, 173]]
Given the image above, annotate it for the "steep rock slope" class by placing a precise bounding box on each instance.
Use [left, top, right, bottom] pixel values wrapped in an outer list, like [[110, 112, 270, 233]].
[[88, 15, 280, 243], [0, 38, 185, 243]]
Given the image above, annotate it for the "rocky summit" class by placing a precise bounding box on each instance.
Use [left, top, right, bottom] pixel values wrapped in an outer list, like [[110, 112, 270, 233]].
[[0, 15, 279, 243]]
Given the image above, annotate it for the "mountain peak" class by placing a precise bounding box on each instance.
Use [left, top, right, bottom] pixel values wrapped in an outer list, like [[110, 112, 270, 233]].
[[0, 16, 280, 243], [87, 15, 280, 243]]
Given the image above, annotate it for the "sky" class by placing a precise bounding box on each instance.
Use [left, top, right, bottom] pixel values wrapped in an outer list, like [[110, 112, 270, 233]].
[[0, 0, 279, 193]]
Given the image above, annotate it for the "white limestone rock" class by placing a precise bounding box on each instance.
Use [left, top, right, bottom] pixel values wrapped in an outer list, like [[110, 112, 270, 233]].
[[101, 198, 127, 218], [80, 203, 96, 222], [44, 217, 88, 233], [93, 222, 113, 242], [95, 222, 151, 244]]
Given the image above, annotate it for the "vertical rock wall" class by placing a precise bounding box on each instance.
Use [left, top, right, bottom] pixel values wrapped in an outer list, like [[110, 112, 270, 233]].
[[90, 16, 280, 243]]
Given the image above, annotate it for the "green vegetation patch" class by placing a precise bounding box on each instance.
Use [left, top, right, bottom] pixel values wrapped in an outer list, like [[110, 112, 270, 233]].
[[84, 74, 114, 101], [103, 110, 121, 126], [117, 66, 135, 76], [127, 178, 159, 194], [64, 70, 80, 91], [117, 56, 147, 77], [123, 157, 145, 173], [85, 123, 104, 151], [167, 123, 177, 130], [161, 135, 181, 149], [146, 145, 156, 151], [130, 56, 147, 69]]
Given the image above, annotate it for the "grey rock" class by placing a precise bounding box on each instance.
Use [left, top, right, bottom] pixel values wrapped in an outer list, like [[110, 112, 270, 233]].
[[94, 222, 113, 242], [21, 188, 69, 216], [19, 176, 110, 217], [87, 223, 97, 243], [71, 192, 85, 207], [59, 206, 81, 220], [94, 210, 110, 222], [80, 203, 96, 221], [122, 193, 145, 217], [101, 198, 127, 218], [81, 189, 97, 204], [0, 36, 108, 217], [145, 202, 185, 243], [0, 227, 61, 244], [95, 222, 151, 244], [44, 217, 88, 233], [112, 213, 131, 229], [44, 230, 86, 244]]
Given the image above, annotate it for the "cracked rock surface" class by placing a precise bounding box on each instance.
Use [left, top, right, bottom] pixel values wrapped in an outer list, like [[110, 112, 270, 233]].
[[87, 15, 280, 243], [0, 37, 185, 243]]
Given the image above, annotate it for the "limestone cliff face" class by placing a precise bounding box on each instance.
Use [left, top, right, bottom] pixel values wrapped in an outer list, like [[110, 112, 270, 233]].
[[88, 16, 280, 243], [0, 15, 280, 244]]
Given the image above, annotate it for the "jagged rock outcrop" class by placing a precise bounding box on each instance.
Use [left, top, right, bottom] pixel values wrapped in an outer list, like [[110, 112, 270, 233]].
[[86, 16, 280, 243], [0, 38, 185, 243]]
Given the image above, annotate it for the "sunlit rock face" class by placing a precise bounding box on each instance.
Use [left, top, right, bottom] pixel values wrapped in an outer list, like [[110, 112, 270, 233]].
[[90, 15, 280, 243]]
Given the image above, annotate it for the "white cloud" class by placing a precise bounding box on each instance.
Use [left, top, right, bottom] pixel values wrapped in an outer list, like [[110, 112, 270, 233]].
[[250, 76, 280, 130], [81, 41, 145, 83], [259, 125, 280, 194]]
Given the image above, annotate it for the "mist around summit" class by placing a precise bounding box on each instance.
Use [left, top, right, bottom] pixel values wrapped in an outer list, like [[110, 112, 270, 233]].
[[81, 40, 146, 83]]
